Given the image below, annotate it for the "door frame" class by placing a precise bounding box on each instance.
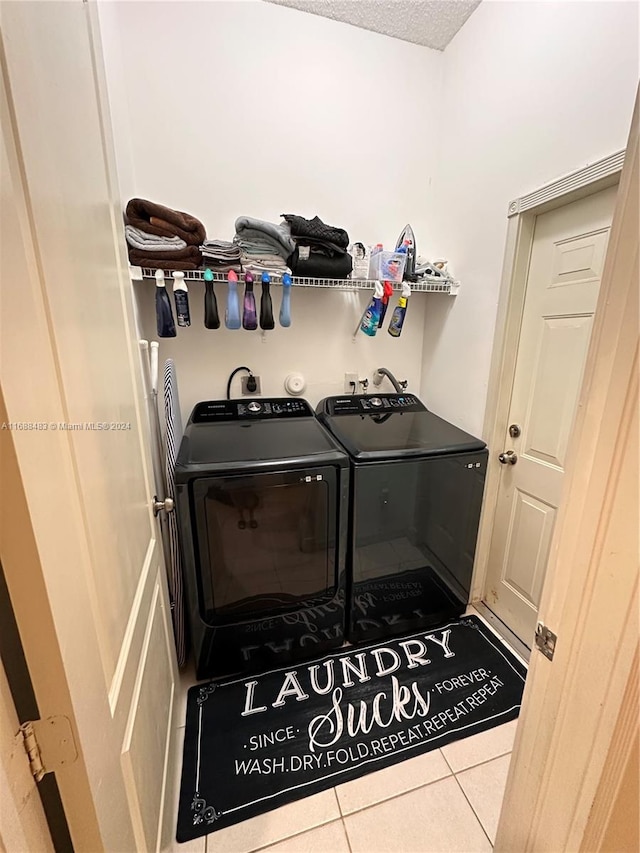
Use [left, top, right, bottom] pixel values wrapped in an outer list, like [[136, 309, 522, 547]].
[[0, 6, 178, 847], [471, 149, 625, 623], [495, 91, 638, 851], [0, 651, 55, 853]]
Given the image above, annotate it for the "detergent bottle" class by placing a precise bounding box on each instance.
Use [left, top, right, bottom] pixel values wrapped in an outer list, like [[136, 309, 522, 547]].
[[360, 281, 384, 336], [155, 269, 176, 338], [225, 270, 241, 330], [388, 282, 411, 338]]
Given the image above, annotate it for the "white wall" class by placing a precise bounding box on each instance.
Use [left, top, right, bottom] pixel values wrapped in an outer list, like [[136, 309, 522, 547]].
[[136, 282, 427, 423], [99, 0, 445, 416], [421, 0, 639, 436], [100, 0, 639, 433]]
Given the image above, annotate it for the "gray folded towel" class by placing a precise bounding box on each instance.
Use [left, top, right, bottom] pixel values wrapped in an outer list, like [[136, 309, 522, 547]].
[[126, 225, 187, 252], [240, 253, 288, 266], [241, 260, 291, 275], [200, 239, 242, 261], [234, 216, 295, 259], [201, 239, 238, 249]]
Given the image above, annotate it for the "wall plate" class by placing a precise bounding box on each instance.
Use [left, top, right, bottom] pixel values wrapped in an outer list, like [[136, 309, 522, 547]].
[[344, 372, 358, 394], [241, 375, 261, 395]]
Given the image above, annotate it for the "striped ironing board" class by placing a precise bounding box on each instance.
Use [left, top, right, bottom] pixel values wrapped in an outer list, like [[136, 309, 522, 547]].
[[164, 359, 187, 667]]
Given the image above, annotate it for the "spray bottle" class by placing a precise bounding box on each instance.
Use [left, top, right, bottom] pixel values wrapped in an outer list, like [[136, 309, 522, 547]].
[[242, 271, 258, 330], [225, 270, 241, 330], [279, 273, 292, 327], [360, 281, 384, 336], [203, 268, 220, 329], [388, 282, 411, 338], [172, 271, 191, 327], [260, 271, 275, 330], [155, 269, 176, 338], [378, 280, 394, 328]]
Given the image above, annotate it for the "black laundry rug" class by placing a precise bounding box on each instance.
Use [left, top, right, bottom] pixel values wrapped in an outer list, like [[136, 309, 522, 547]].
[[177, 615, 526, 842]]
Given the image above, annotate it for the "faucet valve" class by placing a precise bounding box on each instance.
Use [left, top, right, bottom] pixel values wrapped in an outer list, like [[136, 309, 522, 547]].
[[373, 367, 406, 394]]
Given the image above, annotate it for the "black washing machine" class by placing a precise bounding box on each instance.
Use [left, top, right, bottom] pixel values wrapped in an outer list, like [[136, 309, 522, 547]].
[[175, 398, 349, 680], [316, 393, 487, 645]]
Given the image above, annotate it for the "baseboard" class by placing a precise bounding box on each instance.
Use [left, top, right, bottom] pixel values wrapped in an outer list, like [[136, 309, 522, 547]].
[[472, 601, 531, 665]]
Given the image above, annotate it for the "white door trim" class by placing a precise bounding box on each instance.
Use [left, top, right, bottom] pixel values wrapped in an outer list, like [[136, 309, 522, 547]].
[[471, 152, 624, 613], [507, 149, 625, 217], [495, 93, 638, 850]]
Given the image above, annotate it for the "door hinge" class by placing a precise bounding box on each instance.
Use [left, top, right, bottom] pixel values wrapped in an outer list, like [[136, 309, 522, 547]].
[[535, 622, 558, 661], [19, 717, 78, 782]]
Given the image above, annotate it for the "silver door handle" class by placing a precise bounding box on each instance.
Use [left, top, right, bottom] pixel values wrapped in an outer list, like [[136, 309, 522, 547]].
[[498, 450, 518, 465], [152, 496, 174, 515]]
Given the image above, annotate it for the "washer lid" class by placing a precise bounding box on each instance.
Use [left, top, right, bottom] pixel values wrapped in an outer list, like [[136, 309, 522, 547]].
[[318, 396, 486, 460], [176, 414, 347, 471]]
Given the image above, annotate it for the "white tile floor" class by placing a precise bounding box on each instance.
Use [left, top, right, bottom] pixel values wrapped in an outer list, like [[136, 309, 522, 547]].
[[166, 609, 525, 853]]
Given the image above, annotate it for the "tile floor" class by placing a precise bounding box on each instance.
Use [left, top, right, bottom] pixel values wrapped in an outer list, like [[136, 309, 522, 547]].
[[165, 609, 525, 853]]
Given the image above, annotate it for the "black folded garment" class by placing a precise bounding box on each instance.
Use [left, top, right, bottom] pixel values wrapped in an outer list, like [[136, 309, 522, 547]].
[[281, 214, 350, 250], [293, 237, 348, 258], [287, 246, 353, 279]]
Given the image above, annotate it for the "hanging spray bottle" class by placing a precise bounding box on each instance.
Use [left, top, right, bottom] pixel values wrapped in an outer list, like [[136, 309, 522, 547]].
[[378, 280, 394, 328], [260, 271, 275, 330], [203, 268, 220, 329], [388, 282, 411, 338], [360, 281, 384, 336], [242, 271, 258, 330], [279, 273, 292, 327], [172, 271, 191, 327], [225, 270, 241, 330], [155, 269, 176, 338]]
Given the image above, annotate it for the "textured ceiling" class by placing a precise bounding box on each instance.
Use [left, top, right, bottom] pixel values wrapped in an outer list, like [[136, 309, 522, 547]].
[[264, 0, 482, 51]]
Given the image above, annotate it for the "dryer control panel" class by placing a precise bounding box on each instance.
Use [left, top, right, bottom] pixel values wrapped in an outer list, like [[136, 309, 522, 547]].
[[192, 398, 313, 423], [322, 394, 427, 415]]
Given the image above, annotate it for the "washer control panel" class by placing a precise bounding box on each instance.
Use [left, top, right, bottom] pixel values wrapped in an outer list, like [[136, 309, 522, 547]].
[[324, 394, 426, 415], [192, 398, 313, 423]]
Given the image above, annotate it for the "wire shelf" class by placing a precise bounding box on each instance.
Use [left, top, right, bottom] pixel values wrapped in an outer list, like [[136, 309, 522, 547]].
[[130, 266, 459, 295]]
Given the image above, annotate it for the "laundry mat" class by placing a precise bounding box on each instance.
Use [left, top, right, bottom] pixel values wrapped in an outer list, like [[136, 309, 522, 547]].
[[176, 615, 526, 842]]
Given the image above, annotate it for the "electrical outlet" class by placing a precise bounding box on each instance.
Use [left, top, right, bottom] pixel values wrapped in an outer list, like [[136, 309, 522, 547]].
[[344, 372, 358, 394], [241, 375, 261, 395]]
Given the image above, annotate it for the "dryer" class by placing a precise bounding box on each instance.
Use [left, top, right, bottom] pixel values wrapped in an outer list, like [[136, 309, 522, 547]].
[[316, 393, 487, 645], [175, 398, 349, 679]]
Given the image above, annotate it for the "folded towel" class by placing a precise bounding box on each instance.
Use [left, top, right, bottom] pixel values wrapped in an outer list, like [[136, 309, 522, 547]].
[[242, 261, 291, 276], [235, 216, 295, 259], [128, 245, 202, 271], [200, 240, 242, 262], [281, 214, 349, 250], [287, 246, 352, 279], [291, 237, 349, 259], [201, 252, 241, 262], [202, 261, 242, 274], [240, 254, 288, 268], [132, 258, 201, 271], [201, 239, 239, 250], [126, 226, 187, 252], [128, 244, 201, 262], [126, 198, 206, 246]]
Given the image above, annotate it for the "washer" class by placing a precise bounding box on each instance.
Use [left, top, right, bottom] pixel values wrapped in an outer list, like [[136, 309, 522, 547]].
[[175, 398, 349, 680], [316, 393, 488, 645]]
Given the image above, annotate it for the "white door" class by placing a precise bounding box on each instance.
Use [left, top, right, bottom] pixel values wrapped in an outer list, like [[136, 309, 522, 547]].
[[0, 3, 177, 851], [483, 186, 617, 645]]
